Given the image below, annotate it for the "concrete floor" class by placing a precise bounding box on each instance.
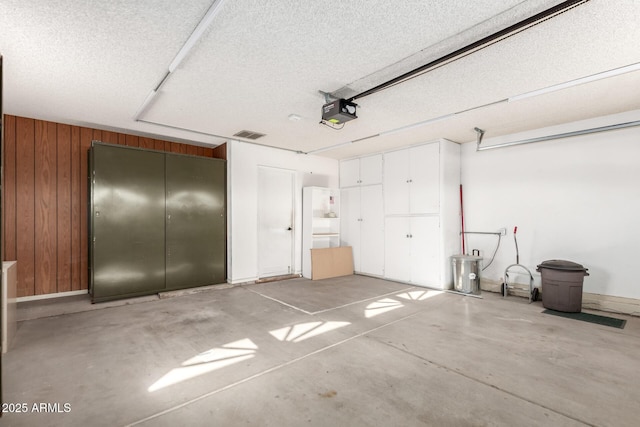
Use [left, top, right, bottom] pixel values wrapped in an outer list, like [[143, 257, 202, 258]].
[[3, 275, 640, 426]]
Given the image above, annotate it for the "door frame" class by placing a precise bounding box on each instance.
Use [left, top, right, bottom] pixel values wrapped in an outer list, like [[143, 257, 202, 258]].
[[257, 166, 296, 278]]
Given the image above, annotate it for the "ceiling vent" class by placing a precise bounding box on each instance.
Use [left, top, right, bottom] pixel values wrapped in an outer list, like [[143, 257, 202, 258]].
[[233, 130, 266, 140]]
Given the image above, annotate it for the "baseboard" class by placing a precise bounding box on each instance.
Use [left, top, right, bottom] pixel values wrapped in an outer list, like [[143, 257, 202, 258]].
[[582, 293, 640, 317], [17, 289, 87, 303], [481, 278, 640, 316]]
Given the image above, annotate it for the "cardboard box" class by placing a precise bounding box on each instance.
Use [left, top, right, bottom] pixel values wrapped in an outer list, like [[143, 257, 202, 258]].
[[310, 246, 354, 280]]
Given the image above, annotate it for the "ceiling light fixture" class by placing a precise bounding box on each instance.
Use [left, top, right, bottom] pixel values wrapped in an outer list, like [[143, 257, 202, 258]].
[[508, 62, 640, 102]]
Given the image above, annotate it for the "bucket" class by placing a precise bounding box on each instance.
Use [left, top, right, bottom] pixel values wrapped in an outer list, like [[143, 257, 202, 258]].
[[451, 255, 483, 295]]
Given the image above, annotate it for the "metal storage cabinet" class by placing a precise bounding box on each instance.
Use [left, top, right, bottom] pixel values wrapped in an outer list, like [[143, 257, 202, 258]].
[[90, 142, 226, 302], [90, 143, 167, 301]]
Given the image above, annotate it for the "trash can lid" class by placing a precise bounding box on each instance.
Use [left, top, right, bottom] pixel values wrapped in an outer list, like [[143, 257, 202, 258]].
[[451, 254, 483, 261], [536, 259, 588, 272]]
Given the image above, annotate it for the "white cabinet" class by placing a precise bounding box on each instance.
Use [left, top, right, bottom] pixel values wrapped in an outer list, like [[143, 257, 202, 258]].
[[384, 216, 440, 286], [383, 139, 461, 289], [302, 187, 340, 279], [384, 143, 439, 215], [341, 185, 384, 276], [340, 154, 383, 187]]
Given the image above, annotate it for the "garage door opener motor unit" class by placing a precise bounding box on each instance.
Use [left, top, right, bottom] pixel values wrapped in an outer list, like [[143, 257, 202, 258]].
[[322, 99, 357, 124]]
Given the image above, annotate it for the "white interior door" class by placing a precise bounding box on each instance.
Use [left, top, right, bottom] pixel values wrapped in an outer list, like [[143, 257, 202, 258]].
[[258, 166, 295, 278]]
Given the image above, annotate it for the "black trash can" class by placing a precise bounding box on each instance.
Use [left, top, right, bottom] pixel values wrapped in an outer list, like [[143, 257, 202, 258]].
[[537, 260, 589, 312]]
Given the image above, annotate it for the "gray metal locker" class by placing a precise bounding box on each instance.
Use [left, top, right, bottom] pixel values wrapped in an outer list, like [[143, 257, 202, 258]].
[[89, 142, 226, 302]]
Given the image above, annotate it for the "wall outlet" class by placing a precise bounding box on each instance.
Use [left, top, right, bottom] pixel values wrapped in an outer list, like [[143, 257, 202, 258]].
[[498, 227, 507, 236]]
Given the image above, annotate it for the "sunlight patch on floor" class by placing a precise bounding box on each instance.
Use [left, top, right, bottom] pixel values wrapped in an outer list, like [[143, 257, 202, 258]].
[[269, 321, 351, 343], [365, 298, 404, 318], [148, 338, 258, 392], [396, 290, 443, 301]]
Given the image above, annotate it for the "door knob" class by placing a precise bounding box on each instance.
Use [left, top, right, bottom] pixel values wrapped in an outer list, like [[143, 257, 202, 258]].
[[287, 227, 292, 231]]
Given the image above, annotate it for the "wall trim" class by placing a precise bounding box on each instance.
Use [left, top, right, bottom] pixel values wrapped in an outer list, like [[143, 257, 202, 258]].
[[582, 293, 640, 317], [17, 290, 87, 303]]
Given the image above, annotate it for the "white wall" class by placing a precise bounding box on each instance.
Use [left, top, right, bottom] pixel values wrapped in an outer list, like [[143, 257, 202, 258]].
[[461, 110, 640, 300], [228, 140, 339, 283]]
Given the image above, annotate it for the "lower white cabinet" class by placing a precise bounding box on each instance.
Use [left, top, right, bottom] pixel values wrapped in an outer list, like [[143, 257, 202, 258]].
[[384, 216, 440, 286], [341, 185, 384, 276]]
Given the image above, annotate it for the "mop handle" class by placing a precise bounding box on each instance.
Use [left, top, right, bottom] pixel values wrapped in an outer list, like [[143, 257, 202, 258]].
[[513, 226, 519, 264]]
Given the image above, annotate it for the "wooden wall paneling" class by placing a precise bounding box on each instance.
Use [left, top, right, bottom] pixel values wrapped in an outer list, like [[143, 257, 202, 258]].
[[139, 137, 154, 150], [70, 125, 82, 290], [80, 127, 93, 290], [125, 134, 139, 147], [197, 146, 205, 157], [170, 142, 182, 154], [202, 147, 214, 158], [56, 124, 72, 292], [100, 130, 119, 145], [154, 139, 165, 151], [92, 129, 103, 147], [15, 117, 36, 296], [186, 144, 198, 156], [211, 143, 227, 160], [3, 115, 17, 262], [34, 120, 58, 295], [118, 133, 126, 145]]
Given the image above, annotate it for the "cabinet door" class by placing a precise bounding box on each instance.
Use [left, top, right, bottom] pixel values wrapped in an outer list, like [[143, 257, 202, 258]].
[[409, 216, 440, 286], [384, 217, 411, 282], [340, 187, 361, 271], [339, 158, 360, 188], [383, 149, 410, 215], [166, 155, 226, 290], [91, 145, 166, 301], [360, 185, 384, 276], [409, 143, 440, 214], [359, 154, 383, 185]]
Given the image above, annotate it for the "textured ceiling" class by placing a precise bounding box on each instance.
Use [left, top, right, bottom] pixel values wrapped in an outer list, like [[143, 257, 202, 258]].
[[1, 0, 639, 159]]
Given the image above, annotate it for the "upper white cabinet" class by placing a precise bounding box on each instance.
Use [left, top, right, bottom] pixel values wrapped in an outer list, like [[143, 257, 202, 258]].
[[384, 143, 439, 215], [340, 154, 383, 188]]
